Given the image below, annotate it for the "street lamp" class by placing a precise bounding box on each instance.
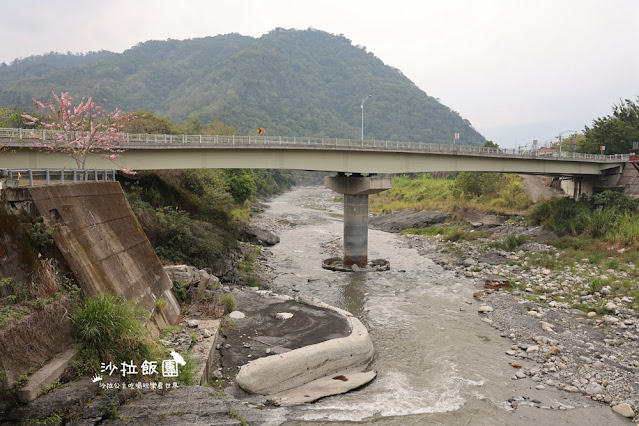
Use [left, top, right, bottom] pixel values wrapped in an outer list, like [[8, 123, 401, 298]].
[[557, 130, 577, 154], [361, 94, 372, 141]]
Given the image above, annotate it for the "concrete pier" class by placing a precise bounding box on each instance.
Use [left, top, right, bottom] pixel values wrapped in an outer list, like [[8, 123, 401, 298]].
[[344, 194, 369, 267], [325, 174, 392, 268]]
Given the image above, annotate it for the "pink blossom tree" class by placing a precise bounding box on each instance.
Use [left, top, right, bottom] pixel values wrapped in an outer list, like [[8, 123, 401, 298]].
[[22, 91, 135, 172]]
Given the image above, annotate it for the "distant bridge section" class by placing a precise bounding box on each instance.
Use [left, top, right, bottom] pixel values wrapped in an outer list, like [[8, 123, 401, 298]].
[[0, 128, 628, 177]]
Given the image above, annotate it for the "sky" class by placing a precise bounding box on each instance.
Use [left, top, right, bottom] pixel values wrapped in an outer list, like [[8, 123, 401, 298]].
[[1, 0, 637, 148]]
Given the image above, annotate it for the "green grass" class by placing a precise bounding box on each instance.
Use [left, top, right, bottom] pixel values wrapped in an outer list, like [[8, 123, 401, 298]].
[[70, 295, 159, 371], [370, 173, 532, 215], [221, 294, 238, 313]]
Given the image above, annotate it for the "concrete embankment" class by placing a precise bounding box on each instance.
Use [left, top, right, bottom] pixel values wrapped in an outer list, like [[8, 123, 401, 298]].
[[14, 182, 180, 333], [235, 292, 376, 404]]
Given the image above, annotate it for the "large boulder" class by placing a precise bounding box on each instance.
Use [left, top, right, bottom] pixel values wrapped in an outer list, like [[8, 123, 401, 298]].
[[163, 265, 200, 284], [239, 224, 280, 246], [369, 209, 450, 233]]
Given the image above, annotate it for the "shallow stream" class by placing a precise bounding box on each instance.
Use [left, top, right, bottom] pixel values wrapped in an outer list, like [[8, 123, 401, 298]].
[[260, 187, 626, 425]]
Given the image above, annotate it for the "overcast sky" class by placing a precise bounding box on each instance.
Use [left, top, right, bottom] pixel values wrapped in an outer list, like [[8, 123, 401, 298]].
[[1, 0, 637, 147]]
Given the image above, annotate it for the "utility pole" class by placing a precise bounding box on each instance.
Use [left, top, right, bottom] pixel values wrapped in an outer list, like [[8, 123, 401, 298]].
[[361, 95, 372, 142]]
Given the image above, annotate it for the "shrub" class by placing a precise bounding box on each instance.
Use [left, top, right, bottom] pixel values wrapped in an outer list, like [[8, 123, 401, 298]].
[[70, 295, 155, 366], [27, 216, 55, 252], [221, 294, 238, 313], [503, 234, 527, 251]]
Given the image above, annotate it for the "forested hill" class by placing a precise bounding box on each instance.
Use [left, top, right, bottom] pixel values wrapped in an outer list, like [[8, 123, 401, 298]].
[[0, 28, 485, 145]]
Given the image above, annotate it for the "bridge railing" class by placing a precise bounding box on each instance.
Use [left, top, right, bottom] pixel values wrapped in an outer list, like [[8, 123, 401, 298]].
[[0, 127, 629, 162], [0, 168, 117, 187]]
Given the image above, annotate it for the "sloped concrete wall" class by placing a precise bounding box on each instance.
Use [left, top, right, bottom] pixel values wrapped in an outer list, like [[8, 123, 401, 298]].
[[617, 165, 639, 199], [27, 182, 180, 334]]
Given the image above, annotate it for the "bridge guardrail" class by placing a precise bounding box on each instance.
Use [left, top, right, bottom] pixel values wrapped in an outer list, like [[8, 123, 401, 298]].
[[0, 168, 117, 187], [0, 127, 629, 162]]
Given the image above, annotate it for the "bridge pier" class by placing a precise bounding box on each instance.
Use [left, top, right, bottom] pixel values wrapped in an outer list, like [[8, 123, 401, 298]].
[[325, 173, 392, 268]]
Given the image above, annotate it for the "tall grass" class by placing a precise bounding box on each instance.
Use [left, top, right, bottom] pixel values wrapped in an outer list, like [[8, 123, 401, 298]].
[[71, 295, 156, 366], [370, 173, 532, 215], [609, 211, 639, 247]]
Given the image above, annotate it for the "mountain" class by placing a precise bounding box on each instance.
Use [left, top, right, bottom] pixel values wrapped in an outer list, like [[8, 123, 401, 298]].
[[0, 28, 485, 145]]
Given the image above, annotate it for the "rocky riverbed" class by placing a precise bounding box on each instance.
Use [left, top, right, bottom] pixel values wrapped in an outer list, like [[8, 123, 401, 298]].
[[395, 222, 639, 423]]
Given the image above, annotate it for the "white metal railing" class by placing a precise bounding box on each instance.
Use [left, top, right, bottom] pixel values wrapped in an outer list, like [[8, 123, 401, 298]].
[[1, 168, 117, 187], [0, 127, 629, 163]]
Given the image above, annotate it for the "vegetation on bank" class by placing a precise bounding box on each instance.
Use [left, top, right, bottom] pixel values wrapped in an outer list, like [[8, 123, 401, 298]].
[[528, 190, 639, 248], [370, 172, 533, 215]]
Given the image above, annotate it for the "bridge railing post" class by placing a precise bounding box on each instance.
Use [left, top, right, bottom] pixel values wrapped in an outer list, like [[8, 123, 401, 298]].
[[29, 170, 33, 186]]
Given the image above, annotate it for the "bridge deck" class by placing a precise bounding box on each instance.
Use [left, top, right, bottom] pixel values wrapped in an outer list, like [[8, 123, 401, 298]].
[[0, 128, 628, 176]]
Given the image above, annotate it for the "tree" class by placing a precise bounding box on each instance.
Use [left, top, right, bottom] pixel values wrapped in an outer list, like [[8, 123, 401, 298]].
[[577, 97, 639, 155], [0, 106, 26, 128], [22, 91, 135, 170], [483, 140, 499, 149], [120, 110, 176, 134]]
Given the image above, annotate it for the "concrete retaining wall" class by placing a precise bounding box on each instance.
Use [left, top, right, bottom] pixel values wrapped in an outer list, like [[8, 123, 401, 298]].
[[26, 182, 180, 334]]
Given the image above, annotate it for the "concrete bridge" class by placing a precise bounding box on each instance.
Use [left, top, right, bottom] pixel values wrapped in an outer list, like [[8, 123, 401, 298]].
[[0, 128, 630, 268], [0, 128, 628, 176]]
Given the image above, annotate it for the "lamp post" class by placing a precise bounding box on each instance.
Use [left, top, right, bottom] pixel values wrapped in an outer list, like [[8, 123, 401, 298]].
[[558, 130, 577, 154], [361, 94, 372, 142]]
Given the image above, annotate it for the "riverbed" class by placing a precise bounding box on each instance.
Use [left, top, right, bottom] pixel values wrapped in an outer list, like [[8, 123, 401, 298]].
[[255, 186, 628, 425]]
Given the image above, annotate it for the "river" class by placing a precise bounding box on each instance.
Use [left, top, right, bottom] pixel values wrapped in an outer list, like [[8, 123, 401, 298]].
[[257, 186, 627, 425]]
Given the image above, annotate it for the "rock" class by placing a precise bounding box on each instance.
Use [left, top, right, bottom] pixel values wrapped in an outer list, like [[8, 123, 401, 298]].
[[515, 371, 526, 379], [548, 346, 562, 355], [541, 322, 555, 333], [478, 305, 493, 313], [606, 302, 618, 312], [473, 291, 485, 298], [587, 312, 597, 318], [187, 320, 199, 328], [164, 265, 200, 284], [368, 209, 451, 233], [564, 385, 579, 393], [463, 258, 477, 267], [240, 224, 280, 246], [511, 362, 522, 368], [585, 383, 604, 396], [228, 311, 246, 319], [611, 403, 634, 418]]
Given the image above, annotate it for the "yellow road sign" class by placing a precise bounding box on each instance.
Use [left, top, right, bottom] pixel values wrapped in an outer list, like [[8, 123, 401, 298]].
[[257, 128, 264, 135]]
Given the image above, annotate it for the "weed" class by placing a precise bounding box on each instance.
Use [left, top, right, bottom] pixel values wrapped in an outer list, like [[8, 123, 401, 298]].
[[588, 252, 604, 265], [177, 351, 196, 386], [156, 297, 167, 310], [41, 410, 63, 424], [71, 295, 158, 370], [221, 294, 238, 313], [14, 374, 29, 388], [503, 234, 527, 251], [605, 258, 621, 271], [27, 216, 55, 252], [172, 281, 190, 303], [228, 408, 248, 426], [39, 379, 61, 396], [589, 278, 613, 294], [161, 325, 181, 337]]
